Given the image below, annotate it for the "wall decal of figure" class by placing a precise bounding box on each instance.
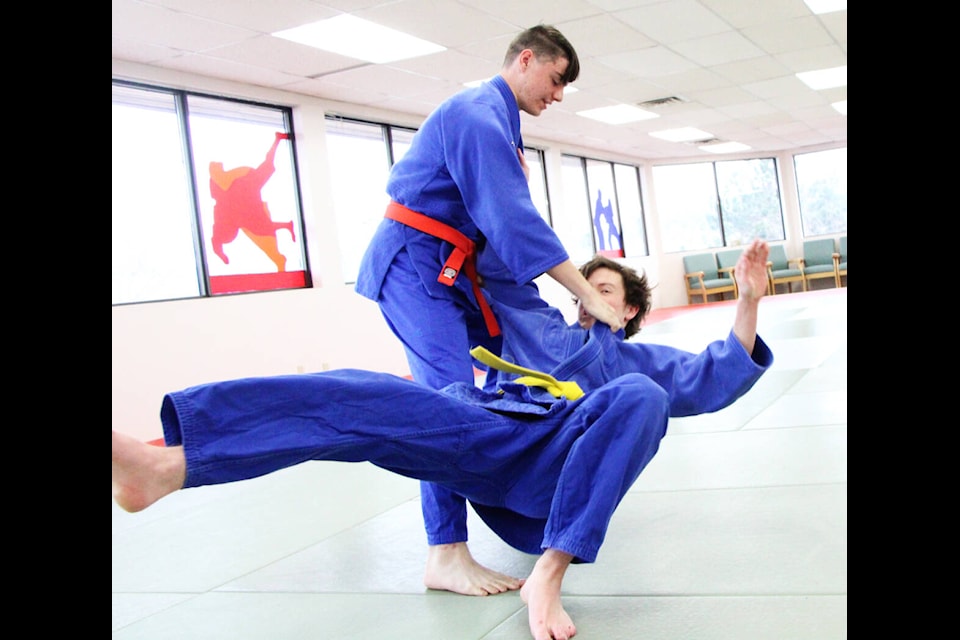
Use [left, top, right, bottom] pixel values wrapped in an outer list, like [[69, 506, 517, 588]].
[[209, 132, 295, 272], [593, 189, 622, 253]]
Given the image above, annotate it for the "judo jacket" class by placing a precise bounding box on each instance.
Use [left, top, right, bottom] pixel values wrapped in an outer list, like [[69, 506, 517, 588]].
[[355, 74, 568, 309], [483, 296, 772, 416]]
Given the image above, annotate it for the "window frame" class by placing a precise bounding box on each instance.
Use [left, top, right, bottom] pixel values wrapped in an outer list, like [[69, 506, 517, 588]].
[[653, 156, 786, 253], [112, 79, 311, 305], [793, 147, 847, 237], [559, 153, 649, 261]]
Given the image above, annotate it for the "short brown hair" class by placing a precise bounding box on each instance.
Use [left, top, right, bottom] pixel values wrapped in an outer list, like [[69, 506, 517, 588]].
[[503, 25, 580, 84], [578, 255, 652, 339]]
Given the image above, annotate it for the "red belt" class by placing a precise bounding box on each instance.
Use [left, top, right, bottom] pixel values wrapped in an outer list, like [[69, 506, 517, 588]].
[[384, 201, 500, 337]]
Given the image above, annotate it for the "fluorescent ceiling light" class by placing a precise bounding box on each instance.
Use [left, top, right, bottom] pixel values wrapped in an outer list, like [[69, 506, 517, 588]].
[[831, 100, 847, 115], [803, 0, 846, 14], [649, 127, 713, 142], [272, 15, 445, 64], [576, 104, 658, 124], [699, 142, 751, 154], [796, 66, 847, 90]]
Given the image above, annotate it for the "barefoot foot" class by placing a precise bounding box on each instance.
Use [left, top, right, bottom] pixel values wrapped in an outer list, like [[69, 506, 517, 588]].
[[520, 549, 576, 640], [112, 431, 185, 512], [424, 542, 523, 596]]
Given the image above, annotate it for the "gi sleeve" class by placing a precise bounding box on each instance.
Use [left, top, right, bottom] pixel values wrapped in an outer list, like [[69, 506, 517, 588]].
[[620, 330, 774, 417]]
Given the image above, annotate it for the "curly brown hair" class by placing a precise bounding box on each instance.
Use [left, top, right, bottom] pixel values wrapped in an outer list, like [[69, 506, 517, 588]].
[[577, 255, 652, 339]]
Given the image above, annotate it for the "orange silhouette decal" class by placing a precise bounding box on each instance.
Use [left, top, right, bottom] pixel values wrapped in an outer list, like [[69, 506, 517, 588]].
[[209, 131, 295, 272]]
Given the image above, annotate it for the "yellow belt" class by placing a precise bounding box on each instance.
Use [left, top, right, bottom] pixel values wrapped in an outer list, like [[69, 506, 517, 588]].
[[470, 346, 584, 400]]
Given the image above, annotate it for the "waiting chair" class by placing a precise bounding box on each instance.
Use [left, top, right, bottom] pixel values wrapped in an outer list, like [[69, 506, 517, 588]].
[[683, 252, 737, 304], [835, 236, 846, 287], [800, 238, 840, 289], [766, 244, 805, 295], [715, 248, 743, 281]]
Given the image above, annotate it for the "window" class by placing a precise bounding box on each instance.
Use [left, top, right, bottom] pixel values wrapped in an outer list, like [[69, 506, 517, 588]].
[[614, 163, 649, 257], [586, 158, 625, 258], [325, 118, 398, 284], [715, 158, 785, 245], [112, 81, 309, 305], [794, 147, 847, 236], [559, 154, 648, 263], [654, 158, 784, 252], [112, 85, 201, 304], [653, 163, 722, 252], [558, 155, 599, 264], [524, 147, 551, 225]]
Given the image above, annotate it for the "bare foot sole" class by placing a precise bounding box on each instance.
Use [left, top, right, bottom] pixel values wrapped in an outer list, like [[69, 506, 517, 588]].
[[112, 431, 183, 512], [424, 542, 523, 596]]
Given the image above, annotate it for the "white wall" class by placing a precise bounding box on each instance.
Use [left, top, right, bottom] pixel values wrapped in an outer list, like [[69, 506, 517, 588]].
[[111, 59, 843, 442]]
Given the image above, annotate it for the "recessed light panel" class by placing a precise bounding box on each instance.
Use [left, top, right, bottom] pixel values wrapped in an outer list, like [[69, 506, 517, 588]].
[[649, 127, 713, 142], [803, 0, 847, 14], [699, 142, 751, 154], [273, 15, 446, 64], [796, 66, 847, 90], [576, 104, 658, 125]]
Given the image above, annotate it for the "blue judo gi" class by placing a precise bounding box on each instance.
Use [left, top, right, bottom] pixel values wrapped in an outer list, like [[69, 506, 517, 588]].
[[160, 313, 771, 563], [354, 75, 567, 388], [482, 297, 775, 411], [354, 75, 572, 549], [417, 292, 775, 549]]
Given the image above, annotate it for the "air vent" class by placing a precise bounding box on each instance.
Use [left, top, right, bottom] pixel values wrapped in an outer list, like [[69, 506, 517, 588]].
[[687, 137, 721, 145], [637, 96, 689, 108]]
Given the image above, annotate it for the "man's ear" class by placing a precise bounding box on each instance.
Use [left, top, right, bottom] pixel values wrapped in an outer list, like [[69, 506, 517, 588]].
[[519, 48, 534, 69], [623, 304, 640, 323]]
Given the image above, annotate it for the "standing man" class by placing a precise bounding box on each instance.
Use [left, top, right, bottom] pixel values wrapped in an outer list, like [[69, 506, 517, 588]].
[[355, 25, 621, 597]]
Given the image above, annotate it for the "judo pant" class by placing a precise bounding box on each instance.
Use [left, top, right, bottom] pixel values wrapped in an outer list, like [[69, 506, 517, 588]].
[[374, 246, 503, 546], [161, 369, 669, 563]]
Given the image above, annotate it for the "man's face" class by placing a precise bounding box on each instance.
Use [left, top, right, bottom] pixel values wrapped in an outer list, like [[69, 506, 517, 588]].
[[577, 266, 639, 330], [516, 52, 569, 116]]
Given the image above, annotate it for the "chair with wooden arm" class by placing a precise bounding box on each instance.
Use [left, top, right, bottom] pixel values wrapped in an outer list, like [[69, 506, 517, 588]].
[[800, 238, 841, 289], [835, 236, 846, 287], [683, 251, 737, 304], [766, 244, 805, 295]]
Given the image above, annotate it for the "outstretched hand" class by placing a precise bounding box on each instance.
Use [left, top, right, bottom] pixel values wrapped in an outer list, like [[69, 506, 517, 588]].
[[734, 239, 770, 301]]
